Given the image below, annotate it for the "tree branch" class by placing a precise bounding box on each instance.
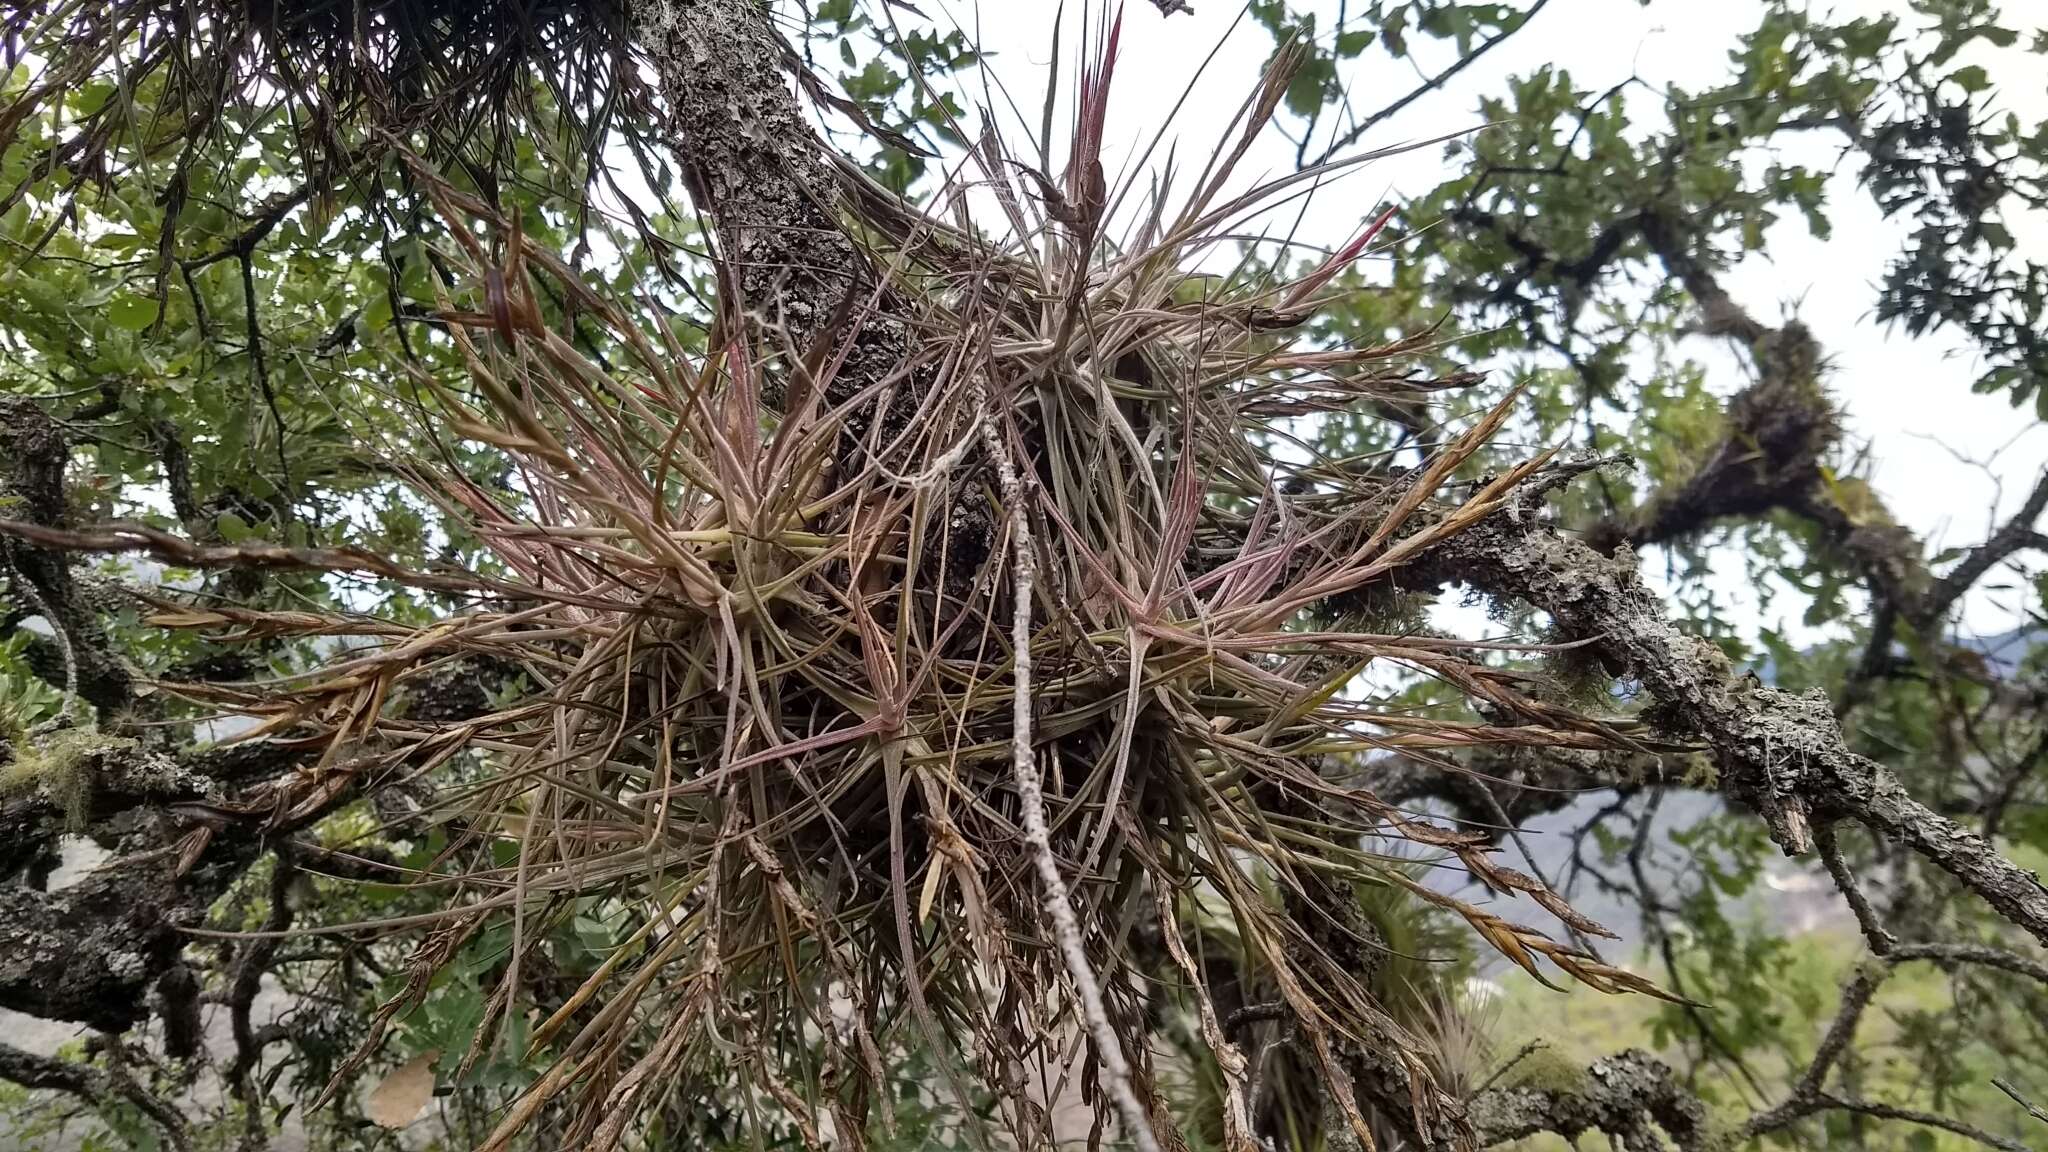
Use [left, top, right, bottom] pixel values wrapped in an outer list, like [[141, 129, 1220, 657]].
[[0, 824, 260, 1030], [0, 1039, 193, 1152], [1928, 468, 2048, 618], [1995, 1078, 2048, 1127], [1888, 940, 2048, 987], [1753, 1093, 2032, 1152], [1311, 0, 1554, 168], [1742, 937, 2048, 1148], [234, 248, 293, 516], [0, 672, 503, 1031], [1359, 742, 1688, 836], [226, 847, 295, 1152], [1468, 1048, 1710, 1149], [0, 397, 134, 714], [1816, 822, 1898, 954], [1407, 499, 2048, 947]]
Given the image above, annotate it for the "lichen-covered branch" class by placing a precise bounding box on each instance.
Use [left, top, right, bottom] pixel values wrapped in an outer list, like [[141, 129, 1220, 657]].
[[638, 0, 909, 404], [0, 688, 500, 1032], [0, 834, 246, 1031], [1459, 163, 2044, 722], [1411, 503, 2048, 947], [1468, 1048, 1710, 1150]]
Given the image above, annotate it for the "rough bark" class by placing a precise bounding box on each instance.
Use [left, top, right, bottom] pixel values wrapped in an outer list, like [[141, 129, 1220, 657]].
[[1409, 499, 2048, 947], [1467, 1049, 1712, 1150], [635, 0, 993, 588], [0, 396, 134, 713], [0, 734, 209, 874], [0, 690, 498, 1031], [0, 739, 307, 1034], [0, 828, 245, 1032], [638, 0, 911, 406]]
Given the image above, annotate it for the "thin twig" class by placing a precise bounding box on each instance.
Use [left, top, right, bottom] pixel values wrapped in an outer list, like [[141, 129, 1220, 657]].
[[1310, 0, 1552, 167], [1889, 941, 2048, 987], [1807, 1094, 2031, 1152], [1746, 961, 1889, 1139], [1994, 1078, 2048, 1126], [237, 249, 293, 514], [1474, 1039, 1548, 1096], [4, 572, 79, 724], [978, 386, 1163, 1152], [1816, 823, 1895, 955]]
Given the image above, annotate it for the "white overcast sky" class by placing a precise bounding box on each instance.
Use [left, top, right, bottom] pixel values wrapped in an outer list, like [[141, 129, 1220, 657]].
[[917, 0, 2048, 644]]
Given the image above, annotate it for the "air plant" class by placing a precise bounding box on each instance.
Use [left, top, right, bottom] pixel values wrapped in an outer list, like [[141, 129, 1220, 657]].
[[12, 5, 1682, 1149]]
